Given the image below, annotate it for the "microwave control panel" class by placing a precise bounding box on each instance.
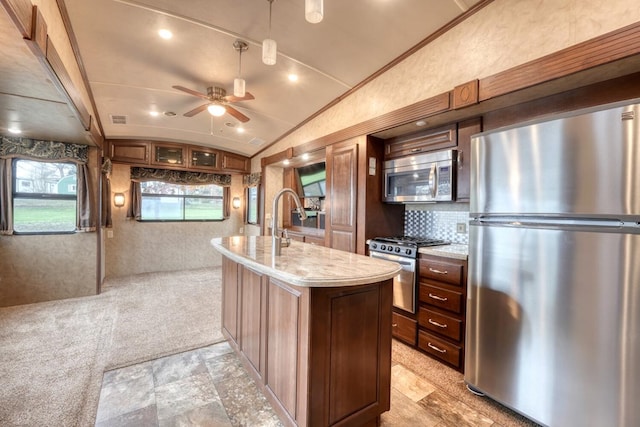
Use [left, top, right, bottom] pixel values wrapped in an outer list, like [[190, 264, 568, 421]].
[[435, 165, 452, 198]]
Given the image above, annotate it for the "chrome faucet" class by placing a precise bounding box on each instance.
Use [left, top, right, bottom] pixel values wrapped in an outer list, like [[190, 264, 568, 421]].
[[272, 187, 307, 255]]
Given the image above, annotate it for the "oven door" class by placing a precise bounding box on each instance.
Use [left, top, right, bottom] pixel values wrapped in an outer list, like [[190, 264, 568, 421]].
[[370, 251, 417, 313]]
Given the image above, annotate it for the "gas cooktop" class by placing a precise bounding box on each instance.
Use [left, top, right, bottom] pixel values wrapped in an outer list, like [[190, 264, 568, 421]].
[[371, 236, 450, 247]]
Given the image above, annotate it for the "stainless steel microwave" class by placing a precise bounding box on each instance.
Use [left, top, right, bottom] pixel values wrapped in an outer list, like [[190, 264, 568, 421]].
[[383, 149, 455, 203]]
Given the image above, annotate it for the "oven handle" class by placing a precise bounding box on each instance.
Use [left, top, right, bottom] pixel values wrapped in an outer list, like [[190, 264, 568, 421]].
[[369, 251, 416, 268]]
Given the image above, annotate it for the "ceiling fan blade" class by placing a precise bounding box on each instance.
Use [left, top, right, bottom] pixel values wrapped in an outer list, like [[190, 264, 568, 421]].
[[225, 106, 250, 123], [172, 85, 210, 100], [183, 103, 209, 117], [224, 92, 255, 103]]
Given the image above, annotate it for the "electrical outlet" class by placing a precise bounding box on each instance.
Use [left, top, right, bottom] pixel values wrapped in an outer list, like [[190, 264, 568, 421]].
[[107, 230, 114, 239], [239, 227, 244, 234], [456, 222, 467, 234]]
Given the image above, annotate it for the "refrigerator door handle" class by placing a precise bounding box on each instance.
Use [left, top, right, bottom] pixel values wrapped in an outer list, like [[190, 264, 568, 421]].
[[471, 216, 626, 228]]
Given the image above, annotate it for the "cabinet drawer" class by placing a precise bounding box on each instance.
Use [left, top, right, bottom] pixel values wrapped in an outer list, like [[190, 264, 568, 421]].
[[418, 307, 462, 341], [385, 124, 456, 159], [392, 312, 417, 346], [419, 258, 464, 287], [419, 284, 463, 314], [418, 330, 461, 368]]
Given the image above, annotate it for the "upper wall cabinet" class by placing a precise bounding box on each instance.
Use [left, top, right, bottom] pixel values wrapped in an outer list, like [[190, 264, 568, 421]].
[[108, 140, 249, 173], [384, 124, 457, 159]]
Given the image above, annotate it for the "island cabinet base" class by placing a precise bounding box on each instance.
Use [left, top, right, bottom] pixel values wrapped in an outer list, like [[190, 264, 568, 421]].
[[221, 256, 393, 427]]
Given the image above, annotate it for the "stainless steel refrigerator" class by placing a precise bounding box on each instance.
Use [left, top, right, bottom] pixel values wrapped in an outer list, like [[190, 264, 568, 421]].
[[466, 100, 640, 427]]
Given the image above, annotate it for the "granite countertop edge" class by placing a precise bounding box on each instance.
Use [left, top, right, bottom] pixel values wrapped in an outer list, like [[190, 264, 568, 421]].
[[418, 243, 469, 260], [212, 237, 402, 288]]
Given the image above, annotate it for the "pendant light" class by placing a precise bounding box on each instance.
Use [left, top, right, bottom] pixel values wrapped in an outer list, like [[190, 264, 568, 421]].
[[305, 0, 323, 24], [233, 40, 248, 97], [262, 0, 277, 65]]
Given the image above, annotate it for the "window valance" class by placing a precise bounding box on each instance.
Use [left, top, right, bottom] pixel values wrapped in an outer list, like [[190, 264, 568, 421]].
[[130, 167, 231, 187], [0, 136, 89, 164], [243, 172, 261, 188]]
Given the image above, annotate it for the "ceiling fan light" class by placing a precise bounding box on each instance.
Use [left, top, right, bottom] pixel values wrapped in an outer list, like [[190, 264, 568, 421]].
[[262, 38, 277, 65], [234, 78, 246, 97], [305, 0, 323, 23], [207, 104, 226, 117]]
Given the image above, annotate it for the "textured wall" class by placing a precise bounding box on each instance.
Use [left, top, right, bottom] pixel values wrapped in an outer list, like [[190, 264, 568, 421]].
[[105, 163, 245, 278], [251, 0, 640, 171]]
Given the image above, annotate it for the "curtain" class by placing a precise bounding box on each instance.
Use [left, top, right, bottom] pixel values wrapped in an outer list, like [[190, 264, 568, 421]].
[[243, 172, 261, 188], [76, 164, 95, 231], [223, 187, 231, 219], [0, 158, 12, 234], [127, 181, 142, 220], [101, 158, 112, 228], [130, 167, 231, 186]]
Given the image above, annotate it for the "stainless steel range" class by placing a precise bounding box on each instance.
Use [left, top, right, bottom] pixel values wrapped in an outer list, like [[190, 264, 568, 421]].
[[368, 236, 449, 313]]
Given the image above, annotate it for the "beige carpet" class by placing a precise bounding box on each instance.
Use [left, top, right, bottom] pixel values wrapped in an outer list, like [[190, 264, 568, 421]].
[[0, 267, 224, 426]]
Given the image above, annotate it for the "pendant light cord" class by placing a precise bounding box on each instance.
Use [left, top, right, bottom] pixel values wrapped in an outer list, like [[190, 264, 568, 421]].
[[268, 0, 273, 38]]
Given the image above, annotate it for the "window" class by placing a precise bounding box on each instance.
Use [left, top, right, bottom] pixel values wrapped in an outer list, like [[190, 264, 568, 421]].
[[140, 181, 224, 221], [13, 159, 77, 233], [246, 186, 259, 224]]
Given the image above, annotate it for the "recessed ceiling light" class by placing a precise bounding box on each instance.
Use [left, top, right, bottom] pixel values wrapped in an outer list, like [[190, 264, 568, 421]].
[[158, 29, 173, 40], [237, 127, 245, 134], [164, 111, 176, 116], [8, 127, 21, 134], [416, 120, 427, 127], [301, 153, 309, 160], [288, 74, 299, 82], [283, 159, 290, 166], [149, 111, 159, 117]]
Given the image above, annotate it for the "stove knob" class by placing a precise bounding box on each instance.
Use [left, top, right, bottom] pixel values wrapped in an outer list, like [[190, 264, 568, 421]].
[[370, 243, 377, 250], [395, 247, 401, 253], [387, 246, 393, 252], [405, 248, 413, 256], [380, 244, 386, 251]]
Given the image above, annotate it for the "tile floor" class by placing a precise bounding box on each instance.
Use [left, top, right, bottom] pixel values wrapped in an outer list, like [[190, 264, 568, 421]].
[[95, 341, 506, 427]]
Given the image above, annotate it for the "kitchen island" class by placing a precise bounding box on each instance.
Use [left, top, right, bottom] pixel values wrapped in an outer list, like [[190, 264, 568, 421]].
[[211, 236, 401, 427]]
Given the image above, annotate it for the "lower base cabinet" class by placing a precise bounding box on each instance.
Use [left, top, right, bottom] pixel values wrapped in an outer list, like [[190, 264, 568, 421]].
[[221, 256, 392, 427]]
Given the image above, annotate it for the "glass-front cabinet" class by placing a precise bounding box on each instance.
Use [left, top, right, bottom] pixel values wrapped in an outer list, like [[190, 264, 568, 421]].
[[151, 144, 185, 167], [189, 147, 219, 170]]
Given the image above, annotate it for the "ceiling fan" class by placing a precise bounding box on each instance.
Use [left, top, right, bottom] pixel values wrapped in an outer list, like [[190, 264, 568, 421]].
[[172, 85, 254, 122]]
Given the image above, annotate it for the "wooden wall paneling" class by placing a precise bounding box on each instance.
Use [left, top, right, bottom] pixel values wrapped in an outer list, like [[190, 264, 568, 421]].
[[0, 0, 34, 38], [32, 5, 45, 53], [265, 278, 302, 424], [479, 21, 640, 102]]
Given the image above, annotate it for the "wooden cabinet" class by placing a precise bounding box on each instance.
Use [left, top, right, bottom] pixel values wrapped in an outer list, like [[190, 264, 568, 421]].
[[151, 143, 186, 167], [456, 118, 482, 201], [417, 254, 467, 372], [222, 151, 250, 173], [109, 140, 149, 165], [384, 124, 457, 159], [108, 139, 249, 173], [392, 311, 417, 346], [189, 147, 219, 170], [325, 135, 404, 254], [221, 256, 392, 427], [286, 229, 325, 246]]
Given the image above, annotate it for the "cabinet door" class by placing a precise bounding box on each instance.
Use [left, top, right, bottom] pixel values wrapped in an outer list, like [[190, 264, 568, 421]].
[[189, 147, 219, 170], [456, 118, 482, 201], [151, 143, 186, 167], [326, 141, 357, 252], [222, 256, 239, 343], [240, 266, 266, 378], [385, 124, 456, 159], [110, 140, 149, 165], [222, 152, 249, 172]]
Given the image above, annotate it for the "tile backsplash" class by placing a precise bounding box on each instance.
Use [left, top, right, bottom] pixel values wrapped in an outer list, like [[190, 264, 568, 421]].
[[404, 203, 469, 245]]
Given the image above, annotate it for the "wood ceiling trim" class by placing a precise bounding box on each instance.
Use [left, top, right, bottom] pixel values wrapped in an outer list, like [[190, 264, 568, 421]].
[[0, 0, 33, 38], [479, 20, 640, 101]]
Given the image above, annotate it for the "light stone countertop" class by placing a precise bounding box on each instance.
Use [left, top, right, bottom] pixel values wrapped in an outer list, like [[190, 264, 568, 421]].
[[418, 243, 468, 260], [211, 236, 402, 287]]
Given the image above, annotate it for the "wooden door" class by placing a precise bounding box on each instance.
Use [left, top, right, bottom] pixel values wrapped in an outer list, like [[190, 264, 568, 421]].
[[325, 140, 357, 252]]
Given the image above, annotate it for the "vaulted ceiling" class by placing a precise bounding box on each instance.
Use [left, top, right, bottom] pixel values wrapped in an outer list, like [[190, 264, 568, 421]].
[[2, 0, 482, 157]]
